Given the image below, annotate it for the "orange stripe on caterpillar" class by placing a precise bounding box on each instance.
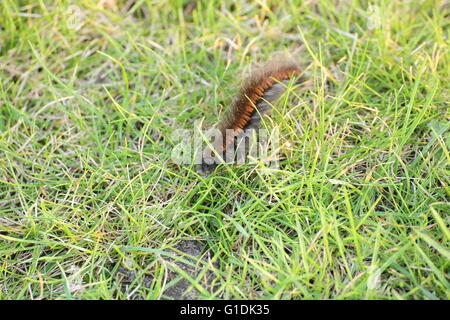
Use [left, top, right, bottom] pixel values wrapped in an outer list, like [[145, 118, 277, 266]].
[[217, 60, 302, 151], [200, 60, 303, 174]]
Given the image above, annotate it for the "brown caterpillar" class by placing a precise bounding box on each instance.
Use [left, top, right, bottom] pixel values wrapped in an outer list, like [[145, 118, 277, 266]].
[[200, 60, 303, 174]]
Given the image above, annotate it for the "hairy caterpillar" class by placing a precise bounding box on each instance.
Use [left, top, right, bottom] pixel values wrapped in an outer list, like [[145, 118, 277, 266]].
[[200, 60, 303, 174]]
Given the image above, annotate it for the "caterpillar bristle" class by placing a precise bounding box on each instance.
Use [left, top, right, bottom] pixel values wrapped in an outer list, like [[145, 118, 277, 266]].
[[200, 60, 303, 174], [218, 60, 302, 149]]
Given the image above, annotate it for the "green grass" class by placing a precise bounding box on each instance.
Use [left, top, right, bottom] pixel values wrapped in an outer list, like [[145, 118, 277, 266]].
[[0, 0, 449, 300]]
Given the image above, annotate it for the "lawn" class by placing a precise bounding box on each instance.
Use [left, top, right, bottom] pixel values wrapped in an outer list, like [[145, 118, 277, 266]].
[[0, 0, 449, 299]]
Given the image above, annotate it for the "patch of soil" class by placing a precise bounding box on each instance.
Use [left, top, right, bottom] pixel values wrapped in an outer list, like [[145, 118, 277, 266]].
[[116, 240, 218, 299]]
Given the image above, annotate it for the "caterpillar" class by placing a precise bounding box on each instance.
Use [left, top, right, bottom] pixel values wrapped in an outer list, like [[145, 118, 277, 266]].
[[200, 60, 303, 174]]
